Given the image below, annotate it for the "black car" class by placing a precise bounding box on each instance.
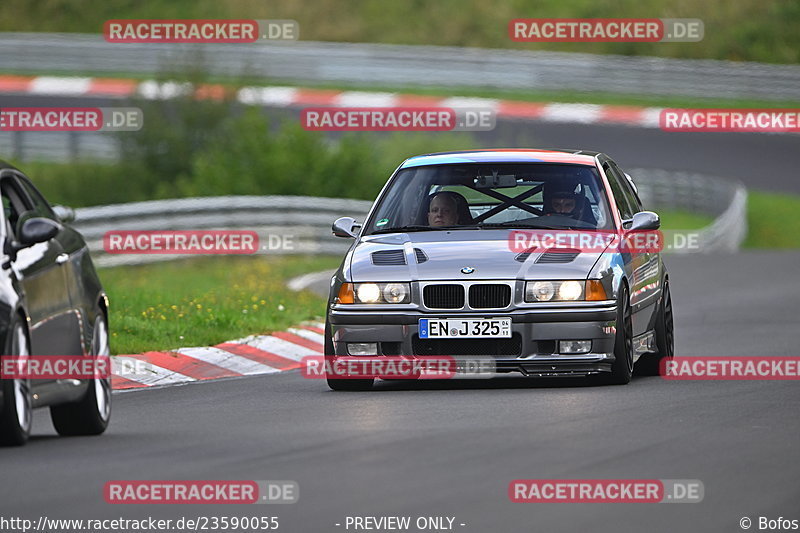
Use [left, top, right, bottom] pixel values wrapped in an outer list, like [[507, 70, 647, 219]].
[[0, 161, 110, 446]]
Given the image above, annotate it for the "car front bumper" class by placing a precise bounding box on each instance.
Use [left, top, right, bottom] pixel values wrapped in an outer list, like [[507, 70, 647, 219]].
[[328, 303, 619, 377]]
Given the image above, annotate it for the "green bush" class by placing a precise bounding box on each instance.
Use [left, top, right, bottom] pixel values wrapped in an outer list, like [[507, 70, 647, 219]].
[[18, 97, 479, 206]]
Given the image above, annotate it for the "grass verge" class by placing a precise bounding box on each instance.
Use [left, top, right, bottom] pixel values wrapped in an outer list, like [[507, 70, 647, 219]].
[[656, 210, 714, 231], [743, 191, 800, 248], [102, 255, 340, 355]]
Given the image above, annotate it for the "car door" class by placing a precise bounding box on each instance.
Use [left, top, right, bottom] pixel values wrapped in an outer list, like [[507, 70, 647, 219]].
[[0, 173, 78, 357], [605, 161, 661, 337], [15, 174, 89, 355], [601, 161, 648, 336]]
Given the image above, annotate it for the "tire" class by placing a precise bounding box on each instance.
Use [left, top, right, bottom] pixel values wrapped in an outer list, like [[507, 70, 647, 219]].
[[605, 285, 634, 385], [324, 326, 373, 391], [635, 281, 674, 376], [0, 321, 32, 446], [50, 313, 111, 436]]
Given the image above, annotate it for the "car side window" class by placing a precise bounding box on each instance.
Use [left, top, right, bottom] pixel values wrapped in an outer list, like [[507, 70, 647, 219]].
[[603, 162, 635, 221], [16, 176, 56, 220], [0, 178, 29, 239], [612, 162, 643, 212]]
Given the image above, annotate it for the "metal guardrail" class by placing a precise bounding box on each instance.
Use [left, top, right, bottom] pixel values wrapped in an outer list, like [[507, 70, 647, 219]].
[[629, 168, 747, 252], [1, 33, 799, 101], [72, 170, 746, 268]]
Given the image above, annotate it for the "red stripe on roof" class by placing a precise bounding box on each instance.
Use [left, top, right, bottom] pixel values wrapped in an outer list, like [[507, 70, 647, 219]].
[[0, 75, 35, 92], [271, 331, 324, 352], [136, 351, 242, 380], [87, 78, 138, 96], [216, 343, 301, 370]]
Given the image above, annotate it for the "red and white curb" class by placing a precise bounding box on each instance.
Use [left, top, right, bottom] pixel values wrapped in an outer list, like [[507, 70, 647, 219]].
[[0, 74, 662, 128], [112, 322, 324, 391]]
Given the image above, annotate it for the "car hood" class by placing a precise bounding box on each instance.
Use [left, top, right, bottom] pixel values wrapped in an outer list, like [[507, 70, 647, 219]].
[[349, 230, 608, 282]]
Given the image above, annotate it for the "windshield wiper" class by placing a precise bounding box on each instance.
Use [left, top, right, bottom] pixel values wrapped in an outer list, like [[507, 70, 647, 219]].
[[371, 225, 438, 234]]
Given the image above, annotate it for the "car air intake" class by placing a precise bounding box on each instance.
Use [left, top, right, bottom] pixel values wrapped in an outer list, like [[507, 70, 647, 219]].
[[371, 249, 406, 265], [536, 249, 581, 264], [414, 248, 428, 263], [423, 284, 464, 309], [469, 284, 511, 308]]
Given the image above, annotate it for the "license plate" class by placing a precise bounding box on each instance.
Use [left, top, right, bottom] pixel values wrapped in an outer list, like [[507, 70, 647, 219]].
[[419, 318, 512, 339]]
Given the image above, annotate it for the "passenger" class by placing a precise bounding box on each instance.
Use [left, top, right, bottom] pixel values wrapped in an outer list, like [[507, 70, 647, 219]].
[[427, 191, 472, 227]]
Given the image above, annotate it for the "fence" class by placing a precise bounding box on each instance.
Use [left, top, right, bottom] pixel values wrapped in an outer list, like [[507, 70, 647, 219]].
[[1, 33, 799, 101]]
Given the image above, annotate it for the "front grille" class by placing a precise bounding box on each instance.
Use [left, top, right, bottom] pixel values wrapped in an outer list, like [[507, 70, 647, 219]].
[[423, 284, 464, 309], [412, 334, 522, 356], [469, 284, 511, 309]]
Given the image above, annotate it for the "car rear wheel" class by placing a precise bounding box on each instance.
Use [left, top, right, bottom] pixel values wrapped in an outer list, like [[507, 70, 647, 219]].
[[324, 326, 373, 391], [50, 313, 111, 436], [636, 281, 674, 376], [606, 285, 634, 385], [0, 321, 32, 446]]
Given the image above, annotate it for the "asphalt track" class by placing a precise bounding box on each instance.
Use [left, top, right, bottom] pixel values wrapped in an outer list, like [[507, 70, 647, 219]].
[[1, 93, 799, 194], [1, 251, 798, 532]]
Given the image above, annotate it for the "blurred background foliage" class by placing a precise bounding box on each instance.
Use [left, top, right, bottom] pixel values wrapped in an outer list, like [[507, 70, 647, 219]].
[[0, 0, 798, 63], [21, 86, 479, 207]]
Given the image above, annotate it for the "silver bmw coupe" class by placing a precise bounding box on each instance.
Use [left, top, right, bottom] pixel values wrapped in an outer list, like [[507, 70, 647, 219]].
[[325, 149, 674, 390]]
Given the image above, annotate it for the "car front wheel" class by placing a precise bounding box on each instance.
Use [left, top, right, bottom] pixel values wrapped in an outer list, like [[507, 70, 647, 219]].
[[606, 285, 634, 385], [636, 280, 674, 376]]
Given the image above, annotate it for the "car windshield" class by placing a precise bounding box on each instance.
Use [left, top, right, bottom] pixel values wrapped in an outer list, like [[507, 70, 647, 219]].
[[365, 163, 613, 234]]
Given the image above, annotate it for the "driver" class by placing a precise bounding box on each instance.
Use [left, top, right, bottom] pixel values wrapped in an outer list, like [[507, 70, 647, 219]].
[[543, 181, 581, 218]]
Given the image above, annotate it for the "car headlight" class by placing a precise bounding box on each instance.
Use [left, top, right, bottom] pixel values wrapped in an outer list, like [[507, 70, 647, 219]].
[[525, 280, 585, 302], [337, 283, 411, 304], [524, 280, 608, 302]]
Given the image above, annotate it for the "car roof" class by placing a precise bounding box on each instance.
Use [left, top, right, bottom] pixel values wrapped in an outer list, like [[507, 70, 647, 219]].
[[400, 149, 601, 169]]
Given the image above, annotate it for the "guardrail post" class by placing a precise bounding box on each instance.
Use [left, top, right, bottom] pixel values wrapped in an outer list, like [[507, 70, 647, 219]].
[[12, 131, 24, 161]]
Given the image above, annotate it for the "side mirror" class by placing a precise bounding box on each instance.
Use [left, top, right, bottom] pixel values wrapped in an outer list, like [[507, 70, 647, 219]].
[[2, 217, 62, 269], [52, 205, 75, 224], [629, 211, 660, 231], [332, 217, 361, 238], [18, 217, 62, 246]]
